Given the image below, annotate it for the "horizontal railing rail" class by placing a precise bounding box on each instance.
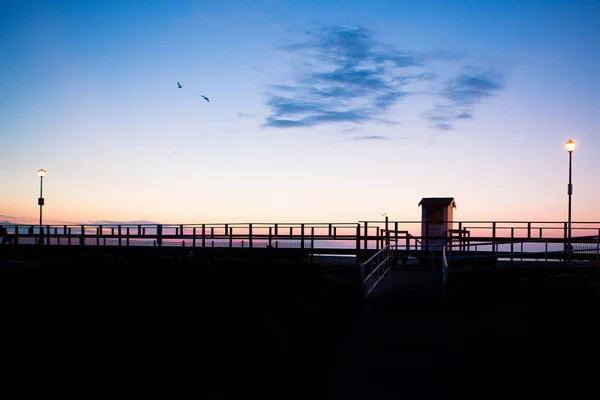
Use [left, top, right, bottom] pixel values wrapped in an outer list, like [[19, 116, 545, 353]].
[[2, 221, 600, 255]]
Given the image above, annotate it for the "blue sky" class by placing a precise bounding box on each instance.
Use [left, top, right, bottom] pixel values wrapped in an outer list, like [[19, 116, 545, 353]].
[[1, 0, 599, 225]]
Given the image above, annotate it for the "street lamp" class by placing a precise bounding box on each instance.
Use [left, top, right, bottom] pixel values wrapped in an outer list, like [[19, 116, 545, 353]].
[[37, 169, 46, 244], [565, 140, 575, 249]]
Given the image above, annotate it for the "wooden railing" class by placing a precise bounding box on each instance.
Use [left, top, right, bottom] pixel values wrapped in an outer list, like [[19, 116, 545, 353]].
[[1, 220, 600, 252]]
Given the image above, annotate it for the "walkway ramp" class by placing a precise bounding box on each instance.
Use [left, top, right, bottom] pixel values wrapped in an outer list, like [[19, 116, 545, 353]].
[[326, 268, 600, 399]]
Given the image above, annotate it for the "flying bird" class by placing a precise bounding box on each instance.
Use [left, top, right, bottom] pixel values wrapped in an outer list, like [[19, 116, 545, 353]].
[[177, 81, 183, 88], [201, 95, 210, 102]]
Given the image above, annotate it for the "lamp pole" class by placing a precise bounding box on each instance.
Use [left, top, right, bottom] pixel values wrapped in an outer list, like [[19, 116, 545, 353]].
[[565, 140, 575, 252], [37, 169, 46, 244]]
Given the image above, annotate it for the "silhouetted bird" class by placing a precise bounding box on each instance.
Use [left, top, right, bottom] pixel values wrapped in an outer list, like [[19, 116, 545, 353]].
[[177, 81, 183, 88], [201, 95, 210, 102]]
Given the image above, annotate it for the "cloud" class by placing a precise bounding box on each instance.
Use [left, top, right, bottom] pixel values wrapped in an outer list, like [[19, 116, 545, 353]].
[[89, 220, 162, 225], [264, 25, 505, 133], [263, 25, 435, 129], [442, 66, 504, 105], [352, 135, 387, 140], [424, 66, 504, 130], [238, 113, 257, 118]]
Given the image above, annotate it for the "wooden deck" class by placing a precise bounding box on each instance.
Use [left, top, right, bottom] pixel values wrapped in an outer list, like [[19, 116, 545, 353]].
[[327, 268, 600, 399]]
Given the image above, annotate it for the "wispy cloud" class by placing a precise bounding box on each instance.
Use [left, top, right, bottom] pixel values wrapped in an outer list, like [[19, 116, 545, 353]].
[[263, 25, 505, 132], [89, 220, 162, 225], [352, 135, 387, 141], [424, 66, 504, 130], [238, 113, 257, 118], [263, 25, 435, 129]]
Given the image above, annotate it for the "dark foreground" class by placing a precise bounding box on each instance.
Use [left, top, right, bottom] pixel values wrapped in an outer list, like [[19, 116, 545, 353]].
[[1, 253, 600, 399]]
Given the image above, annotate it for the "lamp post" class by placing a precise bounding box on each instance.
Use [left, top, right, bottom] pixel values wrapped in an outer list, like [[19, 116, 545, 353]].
[[37, 169, 46, 244], [565, 140, 575, 252]]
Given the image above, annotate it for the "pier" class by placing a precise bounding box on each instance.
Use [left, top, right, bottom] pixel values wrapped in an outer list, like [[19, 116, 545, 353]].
[[1, 218, 600, 398]]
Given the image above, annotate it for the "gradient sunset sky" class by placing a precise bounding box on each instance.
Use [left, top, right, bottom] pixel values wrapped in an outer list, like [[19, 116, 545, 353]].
[[1, 0, 599, 225]]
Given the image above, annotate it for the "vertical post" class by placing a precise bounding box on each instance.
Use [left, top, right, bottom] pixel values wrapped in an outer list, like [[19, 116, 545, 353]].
[[180, 224, 184, 237], [311, 227, 315, 249], [229, 227, 233, 248], [126, 227, 130, 246], [568, 149, 573, 241], [355, 224, 360, 253], [527, 222, 531, 239], [274, 224, 278, 237], [333, 226, 337, 239], [97, 226, 100, 246], [202, 224, 206, 248], [510, 227, 514, 264], [385, 215, 389, 248], [192, 227, 196, 248], [118, 225, 122, 246], [38, 173, 44, 244], [300, 224, 304, 249], [268, 227, 272, 247], [157, 224, 163, 247], [249, 223, 253, 248], [492, 222, 496, 251], [363, 222, 368, 250], [376, 227, 380, 250], [81, 225, 85, 245]]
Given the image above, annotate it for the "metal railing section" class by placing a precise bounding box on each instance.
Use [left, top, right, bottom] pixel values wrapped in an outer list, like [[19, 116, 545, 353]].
[[360, 244, 396, 299]]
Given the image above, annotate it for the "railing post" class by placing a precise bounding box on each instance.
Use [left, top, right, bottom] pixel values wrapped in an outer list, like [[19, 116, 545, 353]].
[[202, 224, 206, 248], [180, 224, 184, 237], [192, 227, 196, 248], [492, 222, 496, 250], [376, 226, 380, 250], [268, 227, 272, 247], [249, 223, 253, 248], [355, 224, 360, 252], [300, 224, 304, 249], [527, 222, 531, 239], [156, 224, 163, 247], [328, 224, 332, 237], [229, 227, 233, 248], [126, 227, 130, 246], [385, 216, 389, 247], [363, 222, 368, 250], [311, 227, 315, 249], [80, 225, 85, 245], [97, 226, 100, 246], [118, 225, 122, 246]]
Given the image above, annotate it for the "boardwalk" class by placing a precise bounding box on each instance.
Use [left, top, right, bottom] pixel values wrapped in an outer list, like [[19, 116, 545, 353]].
[[327, 268, 600, 399]]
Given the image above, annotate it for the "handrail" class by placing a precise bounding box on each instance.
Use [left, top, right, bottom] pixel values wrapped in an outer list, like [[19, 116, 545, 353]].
[[360, 244, 396, 299]]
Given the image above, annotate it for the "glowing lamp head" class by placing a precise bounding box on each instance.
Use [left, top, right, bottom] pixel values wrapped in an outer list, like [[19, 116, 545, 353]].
[[37, 169, 47, 177], [566, 139, 575, 153]]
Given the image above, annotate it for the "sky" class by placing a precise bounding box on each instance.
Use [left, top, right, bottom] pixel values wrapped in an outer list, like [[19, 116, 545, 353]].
[[1, 0, 599, 226]]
